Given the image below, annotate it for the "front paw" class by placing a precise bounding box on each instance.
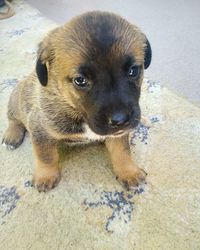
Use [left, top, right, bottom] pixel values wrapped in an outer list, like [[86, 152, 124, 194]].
[[33, 169, 61, 192], [117, 168, 147, 190]]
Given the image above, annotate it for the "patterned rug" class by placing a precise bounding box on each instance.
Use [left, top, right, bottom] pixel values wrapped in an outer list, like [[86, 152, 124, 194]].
[[0, 1, 200, 249]]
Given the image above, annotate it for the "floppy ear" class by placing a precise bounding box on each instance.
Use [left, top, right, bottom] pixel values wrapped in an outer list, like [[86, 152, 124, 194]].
[[144, 38, 152, 69], [36, 57, 48, 86], [36, 40, 50, 86]]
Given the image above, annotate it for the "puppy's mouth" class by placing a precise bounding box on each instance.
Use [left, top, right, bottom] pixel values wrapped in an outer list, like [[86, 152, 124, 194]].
[[111, 129, 129, 137], [111, 118, 140, 136], [86, 117, 140, 137]]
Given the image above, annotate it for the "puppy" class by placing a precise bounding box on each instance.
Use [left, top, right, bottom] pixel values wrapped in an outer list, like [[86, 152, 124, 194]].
[[2, 11, 152, 192]]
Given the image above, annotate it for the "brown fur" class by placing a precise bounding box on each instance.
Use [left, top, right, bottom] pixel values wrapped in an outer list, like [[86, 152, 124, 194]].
[[105, 135, 147, 189], [32, 141, 60, 192], [2, 11, 151, 191]]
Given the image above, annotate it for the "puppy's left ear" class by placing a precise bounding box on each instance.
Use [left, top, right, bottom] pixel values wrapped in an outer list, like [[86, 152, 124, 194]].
[[36, 56, 48, 86], [36, 39, 50, 86], [144, 38, 152, 69]]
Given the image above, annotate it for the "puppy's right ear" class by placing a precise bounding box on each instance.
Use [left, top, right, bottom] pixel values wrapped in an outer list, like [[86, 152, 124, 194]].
[[36, 40, 49, 86]]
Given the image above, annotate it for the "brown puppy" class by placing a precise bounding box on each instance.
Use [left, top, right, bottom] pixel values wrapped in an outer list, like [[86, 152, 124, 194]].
[[2, 11, 152, 192]]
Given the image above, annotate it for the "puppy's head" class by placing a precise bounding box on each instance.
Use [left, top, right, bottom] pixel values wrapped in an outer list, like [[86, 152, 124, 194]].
[[36, 11, 152, 136]]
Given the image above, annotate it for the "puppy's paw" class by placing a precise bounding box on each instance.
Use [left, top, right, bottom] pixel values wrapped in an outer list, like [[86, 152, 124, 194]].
[[33, 170, 61, 192], [117, 168, 147, 190], [2, 124, 25, 150]]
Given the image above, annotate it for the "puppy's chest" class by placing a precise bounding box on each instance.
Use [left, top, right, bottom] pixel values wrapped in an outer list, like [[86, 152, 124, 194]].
[[63, 123, 106, 145]]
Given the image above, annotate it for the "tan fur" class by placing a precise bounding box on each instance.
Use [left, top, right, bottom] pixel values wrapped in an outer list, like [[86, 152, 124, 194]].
[[32, 142, 60, 192], [105, 135, 146, 188], [3, 120, 25, 149], [2, 12, 149, 191]]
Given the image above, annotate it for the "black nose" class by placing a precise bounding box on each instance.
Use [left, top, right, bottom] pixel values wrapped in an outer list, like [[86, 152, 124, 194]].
[[109, 112, 129, 127]]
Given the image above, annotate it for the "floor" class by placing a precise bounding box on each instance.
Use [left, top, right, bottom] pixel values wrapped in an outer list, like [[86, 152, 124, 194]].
[[27, 0, 200, 105]]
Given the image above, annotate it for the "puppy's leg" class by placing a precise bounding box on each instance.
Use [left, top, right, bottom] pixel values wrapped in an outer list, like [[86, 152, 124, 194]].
[[2, 84, 26, 149], [2, 119, 26, 150], [105, 134, 146, 188], [32, 139, 61, 192]]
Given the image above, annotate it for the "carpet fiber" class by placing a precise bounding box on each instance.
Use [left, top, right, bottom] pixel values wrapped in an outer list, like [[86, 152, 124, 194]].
[[0, 1, 200, 249]]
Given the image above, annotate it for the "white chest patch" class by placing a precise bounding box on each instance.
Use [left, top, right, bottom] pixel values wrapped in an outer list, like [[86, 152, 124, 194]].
[[83, 124, 106, 141]]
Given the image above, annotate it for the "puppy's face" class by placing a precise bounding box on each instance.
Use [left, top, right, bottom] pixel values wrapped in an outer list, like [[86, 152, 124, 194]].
[[36, 12, 152, 136]]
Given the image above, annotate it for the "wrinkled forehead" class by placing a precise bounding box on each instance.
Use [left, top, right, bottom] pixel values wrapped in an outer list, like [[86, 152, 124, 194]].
[[58, 41, 144, 75], [57, 49, 142, 80], [56, 19, 145, 74]]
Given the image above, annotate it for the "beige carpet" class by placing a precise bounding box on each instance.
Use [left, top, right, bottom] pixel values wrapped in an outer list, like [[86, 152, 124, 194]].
[[0, 1, 200, 249]]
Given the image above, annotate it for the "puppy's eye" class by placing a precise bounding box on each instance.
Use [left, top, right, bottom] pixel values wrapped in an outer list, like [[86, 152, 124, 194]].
[[128, 65, 139, 78], [73, 76, 88, 88]]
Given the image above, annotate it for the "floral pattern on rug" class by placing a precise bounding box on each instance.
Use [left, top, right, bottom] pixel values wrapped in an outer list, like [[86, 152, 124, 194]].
[[84, 188, 144, 232], [0, 186, 20, 225]]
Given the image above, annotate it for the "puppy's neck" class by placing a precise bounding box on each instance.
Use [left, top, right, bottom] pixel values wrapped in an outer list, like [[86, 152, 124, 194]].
[[82, 124, 106, 141]]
